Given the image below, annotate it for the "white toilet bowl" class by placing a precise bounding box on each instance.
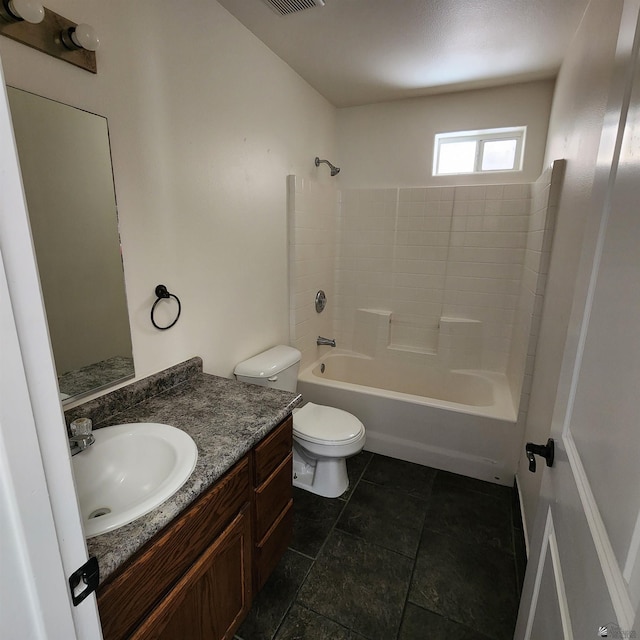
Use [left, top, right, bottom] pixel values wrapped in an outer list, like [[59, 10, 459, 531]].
[[292, 402, 366, 498], [234, 345, 366, 498]]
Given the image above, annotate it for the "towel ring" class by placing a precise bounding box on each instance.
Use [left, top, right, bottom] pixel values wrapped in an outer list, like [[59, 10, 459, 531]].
[[151, 284, 181, 330]]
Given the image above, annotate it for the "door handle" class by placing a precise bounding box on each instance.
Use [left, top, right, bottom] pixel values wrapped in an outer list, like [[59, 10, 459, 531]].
[[525, 438, 555, 472]]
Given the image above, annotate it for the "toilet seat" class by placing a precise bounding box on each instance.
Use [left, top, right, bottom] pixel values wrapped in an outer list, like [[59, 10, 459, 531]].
[[293, 402, 364, 446]]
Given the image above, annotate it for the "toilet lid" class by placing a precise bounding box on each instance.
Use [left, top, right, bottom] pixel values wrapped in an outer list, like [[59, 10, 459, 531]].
[[293, 402, 364, 445]]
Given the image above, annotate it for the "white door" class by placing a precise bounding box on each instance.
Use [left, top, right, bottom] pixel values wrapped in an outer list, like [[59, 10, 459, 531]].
[[0, 247, 79, 639], [0, 58, 103, 638], [515, 5, 640, 638]]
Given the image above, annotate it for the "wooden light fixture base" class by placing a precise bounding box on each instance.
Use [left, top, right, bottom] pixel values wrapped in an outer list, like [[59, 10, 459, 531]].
[[0, 7, 96, 73]]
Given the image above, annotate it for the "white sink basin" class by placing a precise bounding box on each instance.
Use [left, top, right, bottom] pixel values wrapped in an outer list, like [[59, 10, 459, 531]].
[[72, 423, 198, 538]]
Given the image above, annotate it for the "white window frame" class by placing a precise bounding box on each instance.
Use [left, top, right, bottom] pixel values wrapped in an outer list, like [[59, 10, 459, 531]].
[[433, 126, 526, 176]]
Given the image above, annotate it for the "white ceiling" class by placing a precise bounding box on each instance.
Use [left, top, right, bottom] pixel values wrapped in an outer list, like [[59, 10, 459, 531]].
[[217, 0, 590, 108]]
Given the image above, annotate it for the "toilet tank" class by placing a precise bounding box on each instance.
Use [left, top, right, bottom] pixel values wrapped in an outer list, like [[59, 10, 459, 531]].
[[234, 345, 301, 393]]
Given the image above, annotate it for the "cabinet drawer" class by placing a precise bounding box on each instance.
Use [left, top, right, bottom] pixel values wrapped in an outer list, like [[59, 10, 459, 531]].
[[255, 453, 293, 542], [253, 416, 292, 485], [255, 499, 293, 592], [98, 456, 251, 640]]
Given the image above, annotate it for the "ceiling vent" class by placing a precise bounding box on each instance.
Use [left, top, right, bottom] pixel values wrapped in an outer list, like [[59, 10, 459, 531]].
[[261, 0, 325, 16]]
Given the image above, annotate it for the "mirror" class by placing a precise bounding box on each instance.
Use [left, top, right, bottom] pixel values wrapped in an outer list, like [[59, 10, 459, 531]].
[[8, 87, 134, 402]]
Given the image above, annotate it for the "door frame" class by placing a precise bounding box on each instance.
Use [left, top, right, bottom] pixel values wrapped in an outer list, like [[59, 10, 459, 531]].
[[0, 55, 103, 639], [516, 1, 640, 634]]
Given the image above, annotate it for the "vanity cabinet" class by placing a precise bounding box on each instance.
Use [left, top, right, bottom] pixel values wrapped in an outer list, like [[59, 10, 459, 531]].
[[97, 415, 293, 640]]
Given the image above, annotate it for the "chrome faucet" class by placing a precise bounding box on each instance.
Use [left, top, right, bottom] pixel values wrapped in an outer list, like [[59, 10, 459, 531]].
[[69, 417, 95, 456], [70, 433, 95, 456], [317, 336, 336, 347]]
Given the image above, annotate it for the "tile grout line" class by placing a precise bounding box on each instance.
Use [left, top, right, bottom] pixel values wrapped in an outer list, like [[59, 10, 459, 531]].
[[295, 454, 375, 637], [393, 468, 498, 638], [268, 551, 318, 640], [393, 472, 434, 640], [401, 468, 515, 640], [269, 453, 376, 640], [242, 454, 522, 640]]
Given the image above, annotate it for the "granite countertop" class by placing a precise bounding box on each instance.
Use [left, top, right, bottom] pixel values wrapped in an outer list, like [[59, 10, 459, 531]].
[[85, 372, 301, 584]]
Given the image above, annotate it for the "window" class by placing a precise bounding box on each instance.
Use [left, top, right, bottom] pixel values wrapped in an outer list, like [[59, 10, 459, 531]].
[[433, 127, 526, 176]]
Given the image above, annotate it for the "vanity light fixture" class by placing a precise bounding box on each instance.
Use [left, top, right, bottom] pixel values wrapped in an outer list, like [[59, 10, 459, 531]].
[[0, 3, 98, 73], [60, 22, 99, 52], [0, 0, 45, 24]]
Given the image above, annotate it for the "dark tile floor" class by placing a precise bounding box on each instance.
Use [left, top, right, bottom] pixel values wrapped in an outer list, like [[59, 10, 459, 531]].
[[236, 452, 526, 640]]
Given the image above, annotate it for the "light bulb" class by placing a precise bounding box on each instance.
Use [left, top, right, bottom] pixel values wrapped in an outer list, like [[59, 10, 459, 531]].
[[8, 0, 44, 23], [70, 23, 99, 51]]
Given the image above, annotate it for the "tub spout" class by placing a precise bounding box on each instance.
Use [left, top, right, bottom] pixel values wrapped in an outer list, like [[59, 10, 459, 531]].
[[317, 336, 336, 347]]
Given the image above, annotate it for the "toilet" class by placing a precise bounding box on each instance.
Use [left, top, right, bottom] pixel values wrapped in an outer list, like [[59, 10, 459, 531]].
[[234, 345, 365, 498]]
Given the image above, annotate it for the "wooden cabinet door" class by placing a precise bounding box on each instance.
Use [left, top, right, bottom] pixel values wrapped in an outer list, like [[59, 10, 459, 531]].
[[99, 458, 250, 640], [130, 505, 252, 640]]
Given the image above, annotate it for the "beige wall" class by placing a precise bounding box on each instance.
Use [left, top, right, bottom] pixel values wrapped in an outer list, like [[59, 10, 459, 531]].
[[516, 0, 626, 536], [0, 0, 336, 390], [335, 80, 555, 189]]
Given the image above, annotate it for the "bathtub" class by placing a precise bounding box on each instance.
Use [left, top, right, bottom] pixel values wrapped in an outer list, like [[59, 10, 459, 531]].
[[297, 351, 521, 486]]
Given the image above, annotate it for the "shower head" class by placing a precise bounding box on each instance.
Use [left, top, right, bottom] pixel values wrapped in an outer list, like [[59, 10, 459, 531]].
[[315, 157, 340, 176]]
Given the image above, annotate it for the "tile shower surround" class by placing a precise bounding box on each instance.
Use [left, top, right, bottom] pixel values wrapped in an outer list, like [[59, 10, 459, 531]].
[[236, 451, 526, 640], [506, 161, 564, 434], [289, 171, 562, 418], [334, 184, 531, 372]]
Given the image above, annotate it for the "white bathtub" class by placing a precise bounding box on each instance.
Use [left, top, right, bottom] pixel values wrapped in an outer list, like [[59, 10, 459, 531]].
[[297, 352, 521, 486]]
